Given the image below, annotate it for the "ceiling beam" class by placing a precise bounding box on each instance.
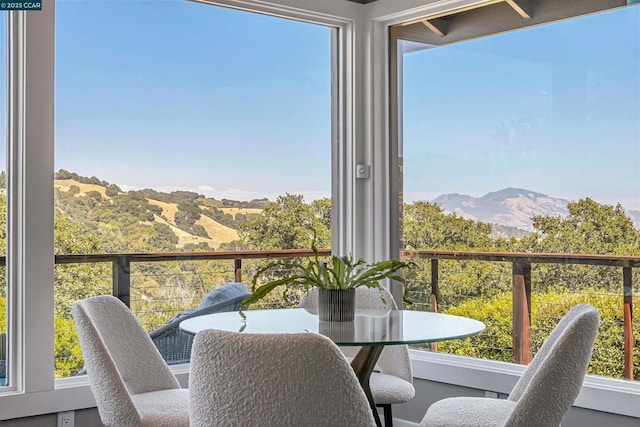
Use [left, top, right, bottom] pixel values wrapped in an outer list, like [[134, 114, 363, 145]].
[[399, 0, 533, 27], [421, 19, 447, 37], [505, 0, 531, 18], [399, 0, 505, 26]]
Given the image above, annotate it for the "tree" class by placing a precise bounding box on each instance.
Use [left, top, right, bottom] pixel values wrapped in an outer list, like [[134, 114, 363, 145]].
[[238, 194, 331, 250], [54, 215, 110, 317], [518, 198, 640, 293], [403, 201, 495, 250], [402, 201, 511, 308], [521, 198, 640, 256], [104, 184, 121, 197]]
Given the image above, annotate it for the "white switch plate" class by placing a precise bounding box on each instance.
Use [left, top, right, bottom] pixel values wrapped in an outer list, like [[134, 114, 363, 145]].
[[356, 164, 370, 179]]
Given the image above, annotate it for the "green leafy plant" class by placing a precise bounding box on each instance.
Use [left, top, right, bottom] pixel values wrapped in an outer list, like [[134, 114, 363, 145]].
[[241, 242, 413, 314]]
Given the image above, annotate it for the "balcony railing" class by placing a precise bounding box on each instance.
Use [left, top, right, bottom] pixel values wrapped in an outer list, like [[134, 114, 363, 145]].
[[53, 248, 331, 308], [402, 250, 640, 379], [1, 248, 637, 378]]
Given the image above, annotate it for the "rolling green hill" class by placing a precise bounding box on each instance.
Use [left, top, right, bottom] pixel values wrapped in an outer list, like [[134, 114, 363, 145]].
[[54, 170, 265, 250]]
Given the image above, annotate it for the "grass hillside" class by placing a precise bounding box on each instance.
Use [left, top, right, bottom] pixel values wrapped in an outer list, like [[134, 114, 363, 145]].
[[54, 175, 259, 250], [148, 199, 237, 248], [55, 179, 107, 197]]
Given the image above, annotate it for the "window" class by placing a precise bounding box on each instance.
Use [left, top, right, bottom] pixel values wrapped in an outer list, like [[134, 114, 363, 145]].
[[393, 3, 640, 381], [0, 1, 349, 420], [55, 1, 333, 377]]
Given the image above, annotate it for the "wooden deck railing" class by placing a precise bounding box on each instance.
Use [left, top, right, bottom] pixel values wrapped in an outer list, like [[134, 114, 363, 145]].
[[0, 248, 636, 377], [401, 250, 640, 379], [53, 249, 331, 308]]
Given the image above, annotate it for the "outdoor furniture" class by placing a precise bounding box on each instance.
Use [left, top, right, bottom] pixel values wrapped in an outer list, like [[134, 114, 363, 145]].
[[420, 304, 600, 427], [72, 295, 189, 427], [189, 329, 376, 427], [300, 287, 414, 427], [180, 307, 485, 427], [149, 282, 251, 365]]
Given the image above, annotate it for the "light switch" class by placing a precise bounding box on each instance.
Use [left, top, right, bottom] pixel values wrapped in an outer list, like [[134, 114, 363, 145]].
[[356, 164, 370, 179]]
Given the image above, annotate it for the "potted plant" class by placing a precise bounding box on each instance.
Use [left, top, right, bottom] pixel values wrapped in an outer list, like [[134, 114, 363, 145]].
[[241, 243, 412, 322]]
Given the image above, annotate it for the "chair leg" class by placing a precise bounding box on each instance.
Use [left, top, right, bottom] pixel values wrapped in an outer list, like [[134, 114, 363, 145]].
[[376, 404, 393, 427]]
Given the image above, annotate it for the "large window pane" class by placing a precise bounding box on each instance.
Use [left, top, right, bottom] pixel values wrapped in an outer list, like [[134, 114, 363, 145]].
[[397, 4, 640, 380], [55, 1, 331, 376]]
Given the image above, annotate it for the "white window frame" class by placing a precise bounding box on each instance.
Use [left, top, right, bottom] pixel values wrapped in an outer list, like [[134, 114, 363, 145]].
[[2, 1, 55, 408], [370, 0, 640, 419], [2, 0, 637, 421], [0, 0, 362, 419]]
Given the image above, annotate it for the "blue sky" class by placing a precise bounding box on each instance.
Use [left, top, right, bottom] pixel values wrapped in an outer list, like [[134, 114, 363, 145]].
[[403, 5, 640, 209], [2, 2, 639, 210], [54, 0, 332, 201]]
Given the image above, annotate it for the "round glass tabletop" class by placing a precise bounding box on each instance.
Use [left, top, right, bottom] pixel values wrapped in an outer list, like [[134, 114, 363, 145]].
[[179, 308, 485, 346]]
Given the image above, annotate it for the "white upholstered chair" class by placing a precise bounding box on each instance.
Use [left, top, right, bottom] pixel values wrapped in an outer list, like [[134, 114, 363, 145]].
[[189, 329, 376, 427], [299, 286, 415, 426], [72, 295, 189, 427], [421, 304, 600, 427]]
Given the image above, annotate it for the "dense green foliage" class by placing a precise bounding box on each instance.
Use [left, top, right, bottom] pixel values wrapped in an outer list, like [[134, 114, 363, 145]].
[[237, 194, 331, 250], [442, 289, 640, 379], [55, 169, 111, 187]]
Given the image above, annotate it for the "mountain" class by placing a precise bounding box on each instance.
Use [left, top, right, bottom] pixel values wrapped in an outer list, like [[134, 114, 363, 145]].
[[433, 188, 569, 233], [433, 188, 640, 233]]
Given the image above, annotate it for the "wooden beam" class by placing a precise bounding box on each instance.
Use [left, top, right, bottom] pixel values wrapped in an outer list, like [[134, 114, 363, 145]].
[[505, 0, 531, 18], [398, 0, 505, 26], [398, 0, 533, 28], [623, 267, 633, 379], [421, 19, 446, 37], [512, 260, 532, 365]]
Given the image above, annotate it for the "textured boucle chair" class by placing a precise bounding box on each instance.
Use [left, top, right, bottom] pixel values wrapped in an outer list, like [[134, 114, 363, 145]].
[[72, 295, 189, 427], [421, 304, 600, 427], [150, 282, 251, 365], [300, 286, 415, 426], [189, 329, 376, 427]]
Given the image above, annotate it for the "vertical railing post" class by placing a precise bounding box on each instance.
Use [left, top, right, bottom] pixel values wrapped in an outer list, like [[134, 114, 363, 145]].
[[430, 259, 439, 313], [112, 255, 131, 308], [235, 259, 242, 283], [623, 266, 633, 380], [430, 259, 439, 352], [512, 259, 532, 364]]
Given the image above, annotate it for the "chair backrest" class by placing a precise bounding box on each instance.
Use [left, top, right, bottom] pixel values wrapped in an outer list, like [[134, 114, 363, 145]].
[[300, 286, 413, 382], [196, 282, 251, 310], [150, 283, 251, 337], [72, 295, 181, 426], [189, 330, 376, 427], [149, 283, 252, 365], [505, 304, 599, 427]]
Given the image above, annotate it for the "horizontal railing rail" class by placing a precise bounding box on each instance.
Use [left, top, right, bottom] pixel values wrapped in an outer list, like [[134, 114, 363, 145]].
[[402, 250, 639, 379]]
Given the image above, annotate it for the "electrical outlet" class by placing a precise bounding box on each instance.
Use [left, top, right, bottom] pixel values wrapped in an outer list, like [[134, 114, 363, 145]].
[[57, 410, 75, 427]]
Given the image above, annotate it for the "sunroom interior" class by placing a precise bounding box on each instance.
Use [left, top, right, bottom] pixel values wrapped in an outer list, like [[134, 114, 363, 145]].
[[1, 0, 639, 425]]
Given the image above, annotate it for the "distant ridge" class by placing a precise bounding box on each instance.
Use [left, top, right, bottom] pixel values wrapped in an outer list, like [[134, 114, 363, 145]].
[[432, 188, 640, 233]]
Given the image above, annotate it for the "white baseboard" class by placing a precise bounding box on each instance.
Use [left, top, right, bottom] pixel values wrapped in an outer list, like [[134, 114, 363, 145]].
[[393, 418, 420, 427]]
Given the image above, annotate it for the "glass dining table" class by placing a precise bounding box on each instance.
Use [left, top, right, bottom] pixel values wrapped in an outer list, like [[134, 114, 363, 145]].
[[180, 308, 485, 427]]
